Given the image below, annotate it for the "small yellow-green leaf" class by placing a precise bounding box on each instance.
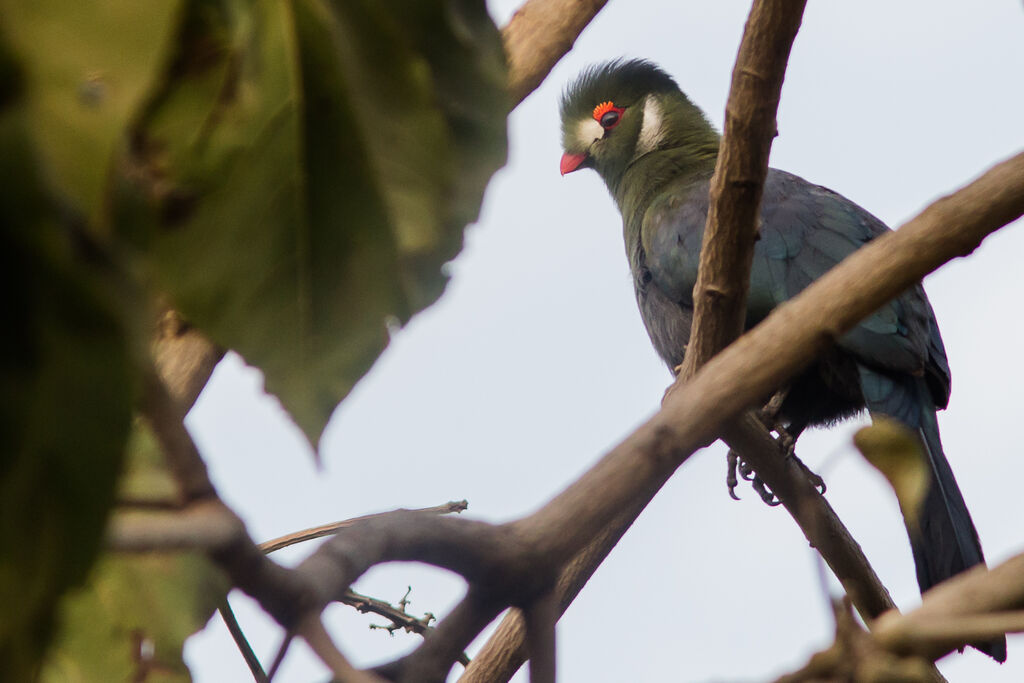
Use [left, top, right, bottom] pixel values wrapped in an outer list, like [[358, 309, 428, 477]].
[[853, 418, 930, 526]]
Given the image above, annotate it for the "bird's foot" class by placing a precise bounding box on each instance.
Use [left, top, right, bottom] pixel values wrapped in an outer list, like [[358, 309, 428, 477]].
[[760, 388, 789, 423], [725, 426, 826, 504], [726, 449, 781, 506]]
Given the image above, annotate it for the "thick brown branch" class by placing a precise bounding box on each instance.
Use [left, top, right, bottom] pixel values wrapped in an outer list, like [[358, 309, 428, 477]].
[[141, 363, 322, 630], [501, 0, 609, 107], [106, 501, 240, 551], [677, 0, 807, 378], [139, 370, 217, 502], [721, 415, 896, 620]]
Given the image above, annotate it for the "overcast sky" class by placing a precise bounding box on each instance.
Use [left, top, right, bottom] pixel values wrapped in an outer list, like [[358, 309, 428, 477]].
[[185, 1, 1024, 681]]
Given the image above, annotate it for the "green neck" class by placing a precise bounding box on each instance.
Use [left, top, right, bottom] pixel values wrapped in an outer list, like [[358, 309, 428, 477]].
[[615, 141, 718, 229]]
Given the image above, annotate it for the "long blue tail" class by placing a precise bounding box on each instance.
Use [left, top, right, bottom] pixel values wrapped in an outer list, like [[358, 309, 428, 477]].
[[859, 367, 1006, 662]]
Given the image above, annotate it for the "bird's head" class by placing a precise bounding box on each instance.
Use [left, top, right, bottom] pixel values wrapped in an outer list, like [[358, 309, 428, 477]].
[[559, 60, 719, 198]]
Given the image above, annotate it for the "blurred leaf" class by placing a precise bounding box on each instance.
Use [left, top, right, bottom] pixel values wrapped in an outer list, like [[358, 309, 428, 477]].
[[853, 418, 930, 526], [42, 421, 227, 682], [0, 107, 134, 679], [120, 0, 507, 447], [40, 552, 225, 683], [0, 0, 184, 224]]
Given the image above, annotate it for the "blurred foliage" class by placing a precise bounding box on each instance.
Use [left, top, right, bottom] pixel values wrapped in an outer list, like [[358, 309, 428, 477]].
[[0, 0, 506, 678], [40, 421, 227, 683], [0, 108, 134, 680], [853, 417, 929, 527], [41, 552, 225, 683]]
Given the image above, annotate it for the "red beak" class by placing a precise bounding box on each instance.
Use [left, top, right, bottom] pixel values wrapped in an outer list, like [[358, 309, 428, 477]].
[[560, 152, 587, 176]]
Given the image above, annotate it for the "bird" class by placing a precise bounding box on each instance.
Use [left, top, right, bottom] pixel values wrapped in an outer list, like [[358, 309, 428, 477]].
[[559, 59, 1005, 662]]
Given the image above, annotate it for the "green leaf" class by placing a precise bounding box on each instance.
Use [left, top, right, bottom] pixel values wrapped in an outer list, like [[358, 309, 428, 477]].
[[0, 108, 134, 680], [120, 0, 507, 447], [40, 552, 225, 683], [0, 0, 184, 224], [853, 418, 929, 527]]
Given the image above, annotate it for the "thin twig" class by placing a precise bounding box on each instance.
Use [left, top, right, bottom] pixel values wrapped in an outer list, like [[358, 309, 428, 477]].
[[298, 615, 385, 683], [266, 631, 293, 681], [218, 597, 269, 683], [259, 501, 468, 554]]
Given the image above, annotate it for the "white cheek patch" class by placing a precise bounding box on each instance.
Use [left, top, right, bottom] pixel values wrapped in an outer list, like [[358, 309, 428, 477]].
[[575, 117, 604, 150], [635, 95, 664, 156]]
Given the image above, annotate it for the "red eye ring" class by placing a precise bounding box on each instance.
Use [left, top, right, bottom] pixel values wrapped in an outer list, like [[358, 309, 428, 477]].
[[592, 101, 625, 131]]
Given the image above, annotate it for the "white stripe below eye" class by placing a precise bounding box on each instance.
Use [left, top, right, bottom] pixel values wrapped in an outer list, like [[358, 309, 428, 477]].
[[635, 95, 664, 156], [575, 118, 604, 150]]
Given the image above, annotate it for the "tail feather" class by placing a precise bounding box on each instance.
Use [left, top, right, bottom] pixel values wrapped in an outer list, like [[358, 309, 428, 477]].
[[911, 412, 982, 592], [859, 367, 1006, 662]]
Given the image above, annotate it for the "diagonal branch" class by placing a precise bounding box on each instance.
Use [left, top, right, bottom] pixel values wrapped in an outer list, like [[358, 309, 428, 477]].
[[677, 0, 807, 379], [721, 416, 896, 619], [502, 0, 609, 107]]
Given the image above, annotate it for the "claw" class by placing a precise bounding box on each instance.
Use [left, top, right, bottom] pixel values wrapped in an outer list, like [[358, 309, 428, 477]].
[[724, 394, 827, 504], [751, 474, 781, 506], [727, 450, 742, 500], [739, 458, 756, 481]]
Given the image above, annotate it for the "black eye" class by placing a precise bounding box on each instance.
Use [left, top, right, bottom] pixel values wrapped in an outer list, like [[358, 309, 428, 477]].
[[600, 110, 620, 129]]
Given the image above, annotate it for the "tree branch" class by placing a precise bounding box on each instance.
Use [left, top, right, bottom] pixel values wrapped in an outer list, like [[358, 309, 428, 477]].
[[297, 615, 385, 683], [677, 0, 807, 378], [501, 0, 609, 107], [777, 552, 1024, 682], [720, 416, 896, 619], [218, 597, 269, 683], [259, 501, 468, 554], [874, 551, 1024, 660], [152, 307, 222, 412]]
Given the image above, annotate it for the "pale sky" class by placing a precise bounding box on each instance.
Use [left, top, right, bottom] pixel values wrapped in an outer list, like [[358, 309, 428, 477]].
[[185, 1, 1024, 680]]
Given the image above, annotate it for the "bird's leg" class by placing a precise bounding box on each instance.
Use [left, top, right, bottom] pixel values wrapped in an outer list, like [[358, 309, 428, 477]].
[[756, 388, 797, 455]]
